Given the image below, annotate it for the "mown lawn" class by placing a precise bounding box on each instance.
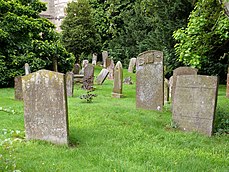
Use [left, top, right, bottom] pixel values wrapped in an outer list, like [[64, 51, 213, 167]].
[[0, 66, 228, 172]]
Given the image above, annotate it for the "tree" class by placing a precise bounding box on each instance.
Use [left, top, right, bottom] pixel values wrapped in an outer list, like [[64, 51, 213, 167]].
[[173, 0, 229, 80], [61, 0, 101, 62], [0, 0, 75, 87]]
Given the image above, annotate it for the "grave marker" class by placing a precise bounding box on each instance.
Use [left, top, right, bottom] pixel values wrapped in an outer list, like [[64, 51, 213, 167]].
[[96, 69, 109, 85], [112, 61, 123, 98]]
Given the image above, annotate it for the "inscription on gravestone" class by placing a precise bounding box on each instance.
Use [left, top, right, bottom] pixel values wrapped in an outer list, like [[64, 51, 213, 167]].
[[14, 76, 23, 100], [96, 69, 109, 85], [65, 72, 74, 97], [112, 61, 123, 98], [172, 75, 218, 136], [136, 50, 164, 110], [22, 70, 69, 145]]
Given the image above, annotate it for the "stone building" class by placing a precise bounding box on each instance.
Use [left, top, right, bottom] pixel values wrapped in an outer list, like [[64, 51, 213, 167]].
[[40, 0, 74, 31]]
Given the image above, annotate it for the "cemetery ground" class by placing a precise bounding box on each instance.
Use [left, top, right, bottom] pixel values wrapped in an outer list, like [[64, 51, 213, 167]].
[[0, 67, 228, 171]]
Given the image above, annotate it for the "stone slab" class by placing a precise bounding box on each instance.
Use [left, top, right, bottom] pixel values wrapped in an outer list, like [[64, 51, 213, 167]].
[[96, 69, 109, 85], [22, 70, 69, 145], [172, 75, 218, 136], [65, 72, 74, 97]]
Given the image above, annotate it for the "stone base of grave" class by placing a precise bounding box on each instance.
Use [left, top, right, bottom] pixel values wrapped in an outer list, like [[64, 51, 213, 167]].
[[74, 74, 84, 83], [112, 92, 123, 98]]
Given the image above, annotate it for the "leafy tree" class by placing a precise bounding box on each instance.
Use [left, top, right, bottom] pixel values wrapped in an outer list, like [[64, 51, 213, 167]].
[[61, 0, 101, 62], [0, 0, 75, 87], [173, 0, 229, 80]]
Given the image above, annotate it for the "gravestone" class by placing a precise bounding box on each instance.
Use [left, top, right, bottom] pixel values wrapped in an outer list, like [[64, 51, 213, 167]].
[[107, 59, 114, 80], [169, 76, 173, 101], [172, 67, 198, 101], [102, 51, 108, 68], [96, 69, 109, 85], [123, 76, 133, 85], [172, 75, 218, 136], [82, 64, 94, 90], [112, 61, 123, 98], [73, 63, 80, 74], [92, 53, 97, 66], [128, 58, 136, 73], [65, 72, 74, 97], [24, 63, 31, 75], [136, 50, 164, 110], [164, 78, 169, 103], [82, 60, 89, 68], [14, 76, 23, 100], [226, 67, 229, 98], [22, 70, 69, 145], [105, 58, 112, 69]]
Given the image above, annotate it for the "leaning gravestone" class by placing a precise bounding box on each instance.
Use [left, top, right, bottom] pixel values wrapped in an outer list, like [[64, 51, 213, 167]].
[[82, 64, 94, 90], [136, 50, 164, 110], [96, 69, 109, 85], [128, 58, 136, 73], [24, 63, 31, 75], [22, 70, 69, 145], [82, 60, 89, 69], [226, 67, 229, 98], [65, 72, 74, 97], [107, 59, 114, 80], [102, 51, 108, 68], [172, 75, 218, 136], [172, 67, 198, 101], [112, 61, 123, 98], [14, 76, 23, 100], [92, 53, 97, 66]]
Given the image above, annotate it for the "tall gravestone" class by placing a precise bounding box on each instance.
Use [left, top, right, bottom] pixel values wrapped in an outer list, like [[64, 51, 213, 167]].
[[102, 51, 108, 68], [22, 70, 69, 145], [92, 53, 97, 66], [164, 78, 169, 103], [107, 59, 114, 80], [172, 75, 218, 136], [65, 72, 74, 97], [24, 63, 31, 75], [82, 64, 94, 90], [112, 61, 123, 98], [128, 58, 136, 73], [14, 76, 23, 100], [136, 50, 164, 110], [226, 67, 229, 98], [96, 69, 109, 85], [172, 67, 198, 102]]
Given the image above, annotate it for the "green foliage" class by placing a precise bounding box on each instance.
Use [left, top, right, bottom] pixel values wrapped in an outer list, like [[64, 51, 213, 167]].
[[0, 0, 75, 87], [173, 0, 229, 80], [80, 90, 97, 103], [61, 0, 101, 62]]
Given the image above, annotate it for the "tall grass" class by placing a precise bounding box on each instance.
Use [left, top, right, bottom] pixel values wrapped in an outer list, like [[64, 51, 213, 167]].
[[0, 66, 228, 171]]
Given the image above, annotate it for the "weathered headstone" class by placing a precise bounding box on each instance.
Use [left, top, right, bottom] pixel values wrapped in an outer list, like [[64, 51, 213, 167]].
[[123, 76, 133, 85], [14, 76, 23, 100], [172, 67, 198, 101], [164, 78, 169, 103], [82, 64, 94, 90], [65, 72, 74, 97], [128, 58, 136, 73], [107, 59, 114, 80], [96, 69, 109, 85], [226, 67, 229, 98], [73, 63, 80, 74], [92, 53, 97, 66], [136, 50, 164, 110], [112, 61, 123, 98], [172, 75, 218, 136], [102, 51, 108, 68], [82, 60, 89, 68], [169, 76, 173, 101], [24, 63, 31, 75], [22, 70, 69, 145]]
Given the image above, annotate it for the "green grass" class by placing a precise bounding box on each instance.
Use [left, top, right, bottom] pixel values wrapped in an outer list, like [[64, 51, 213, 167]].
[[0, 66, 228, 171]]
